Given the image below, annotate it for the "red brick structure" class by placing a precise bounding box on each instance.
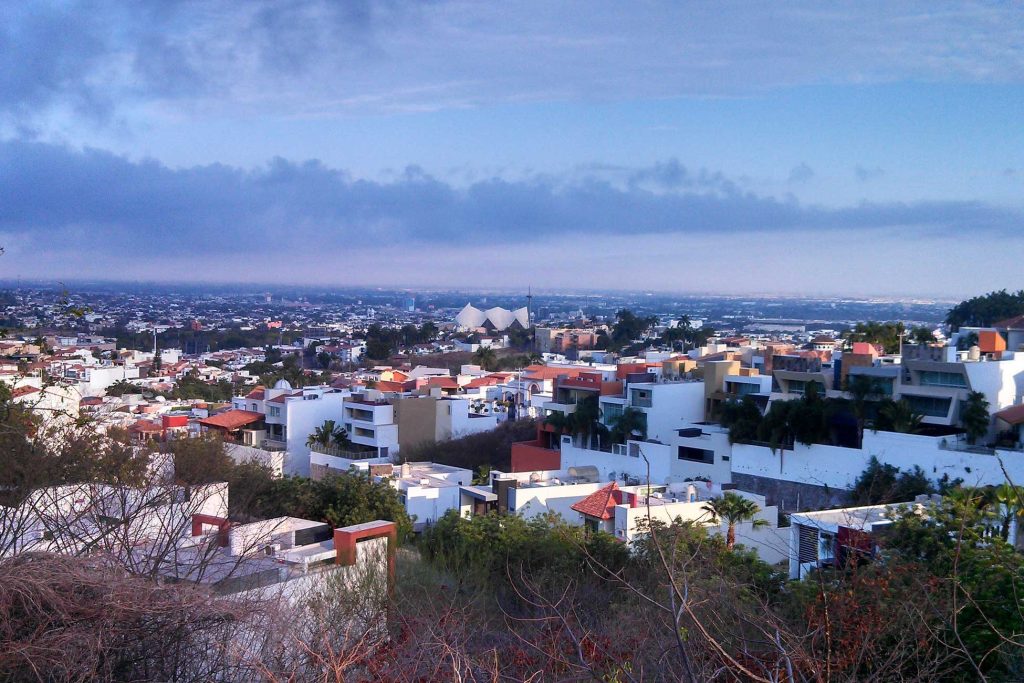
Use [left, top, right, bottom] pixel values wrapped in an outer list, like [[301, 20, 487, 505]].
[[333, 520, 398, 591]]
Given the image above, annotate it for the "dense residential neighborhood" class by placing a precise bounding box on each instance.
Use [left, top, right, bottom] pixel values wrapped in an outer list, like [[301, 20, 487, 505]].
[[4, 282, 1024, 679]]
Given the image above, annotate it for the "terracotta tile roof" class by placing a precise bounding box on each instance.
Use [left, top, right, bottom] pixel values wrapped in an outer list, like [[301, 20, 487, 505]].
[[522, 365, 585, 381], [994, 314, 1024, 329], [11, 386, 40, 398], [465, 376, 501, 389], [571, 482, 622, 520], [374, 380, 409, 393], [426, 377, 460, 389], [129, 419, 163, 433], [994, 404, 1024, 426], [244, 385, 266, 400], [80, 396, 104, 406], [198, 409, 264, 431]]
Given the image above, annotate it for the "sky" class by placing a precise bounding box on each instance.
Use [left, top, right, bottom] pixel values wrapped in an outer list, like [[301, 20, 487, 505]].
[[1, 1, 1022, 297]]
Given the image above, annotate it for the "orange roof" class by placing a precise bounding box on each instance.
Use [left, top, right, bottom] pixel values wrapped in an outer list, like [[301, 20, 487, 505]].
[[244, 385, 266, 400], [129, 419, 163, 433], [522, 365, 585, 381], [994, 404, 1024, 426], [374, 380, 410, 393], [11, 386, 40, 398], [465, 376, 502, 389], [198, 409, 264, 431], [571, 482, 622, 520], [426, 377, 460, 390]]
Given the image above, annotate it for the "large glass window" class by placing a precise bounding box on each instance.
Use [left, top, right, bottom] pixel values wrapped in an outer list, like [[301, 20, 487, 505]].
[[905, 394, 952, 417], [919, 371, 967, 388]]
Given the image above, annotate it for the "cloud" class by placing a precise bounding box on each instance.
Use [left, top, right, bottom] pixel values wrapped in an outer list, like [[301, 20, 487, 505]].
[[2, 2, 1023, 128], [855, 165, 885, 182], [788, 163, 814, 184], [1, 141, 1020, 273]]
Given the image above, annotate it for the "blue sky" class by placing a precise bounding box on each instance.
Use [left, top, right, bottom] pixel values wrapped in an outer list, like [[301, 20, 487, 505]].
[[1, 1, 1022, 296]]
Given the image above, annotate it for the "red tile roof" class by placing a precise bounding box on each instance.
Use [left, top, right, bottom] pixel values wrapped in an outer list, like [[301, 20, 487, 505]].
[[426, 377, 460, 390], [994, 404, 1024, 426], [465, 376, 502, 389], [571, 482, 622, 520], [11, 386, 40, 398], [198, 409, 264, 431], [995, 314, 1024, 329], [244, 386, 266, 400], [129, 419, 163, 433]]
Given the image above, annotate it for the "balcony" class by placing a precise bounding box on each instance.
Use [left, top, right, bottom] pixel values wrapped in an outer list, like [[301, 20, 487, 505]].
[[261, 438, 287, 452], [542, 401, 577, 415], [309, 443, 381, 460]]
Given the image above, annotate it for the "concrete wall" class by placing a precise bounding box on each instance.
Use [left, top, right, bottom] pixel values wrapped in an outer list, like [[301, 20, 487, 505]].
[[559, 437, 673, 485], [283, 393, 346, 477], [509, 481, 603, 521], [732, 429, 1024, 495]]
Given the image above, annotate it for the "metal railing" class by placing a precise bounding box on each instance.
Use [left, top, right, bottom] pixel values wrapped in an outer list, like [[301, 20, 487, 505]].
[[309, 443, 381, 460]]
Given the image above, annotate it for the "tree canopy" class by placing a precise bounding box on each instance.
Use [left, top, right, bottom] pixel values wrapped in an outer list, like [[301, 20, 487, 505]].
[[946, 289, 1024, 331]]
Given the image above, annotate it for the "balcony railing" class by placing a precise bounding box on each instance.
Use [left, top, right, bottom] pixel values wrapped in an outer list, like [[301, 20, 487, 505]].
[[261, 439, 287, 452], [309, 443, 381, 460]]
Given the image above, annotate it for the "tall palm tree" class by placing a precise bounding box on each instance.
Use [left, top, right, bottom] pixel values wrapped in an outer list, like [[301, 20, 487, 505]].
[[702, 492, 769, 549]]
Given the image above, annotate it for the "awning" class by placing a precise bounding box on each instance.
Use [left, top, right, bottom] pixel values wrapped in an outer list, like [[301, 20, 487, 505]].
[[460, 485, 497, 502]]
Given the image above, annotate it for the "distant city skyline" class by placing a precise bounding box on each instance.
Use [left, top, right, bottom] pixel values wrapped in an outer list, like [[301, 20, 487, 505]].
[[1, 2, 1021, 297]]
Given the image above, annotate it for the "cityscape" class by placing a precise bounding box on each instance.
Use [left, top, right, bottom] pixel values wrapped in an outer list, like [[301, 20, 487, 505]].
[[2, 2, 1023, 682]]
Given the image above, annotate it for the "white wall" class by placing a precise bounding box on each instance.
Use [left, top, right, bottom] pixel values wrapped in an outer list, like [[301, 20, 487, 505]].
[[283, 393, 346, 477], [510, 481, 604, 521], [559, 438, 674, 485], [732, 429, 1024, 491], [403, 484, 462, 526]]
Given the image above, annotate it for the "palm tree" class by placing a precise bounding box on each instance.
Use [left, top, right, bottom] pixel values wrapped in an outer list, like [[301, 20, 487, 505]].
[[702, 492, 769, 549], [307, 419, 347, 449], [846, 375, 883, 444], [472, 346, 498, 371], [609, 407, 647, 444], [961, 391, 990, 445], [994, 483, 1024, 542], [877, 399, 923, 434]]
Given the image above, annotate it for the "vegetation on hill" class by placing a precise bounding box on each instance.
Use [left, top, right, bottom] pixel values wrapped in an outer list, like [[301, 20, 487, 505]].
[[946, 289, 1024, 330], [398, 418, 537, 472]]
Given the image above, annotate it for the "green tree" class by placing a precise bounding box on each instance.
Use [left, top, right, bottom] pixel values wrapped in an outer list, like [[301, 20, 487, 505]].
[[608, 407, 647, 444], [719, 396, 763, 444], [884, 494, 1024, 677], [472, 345, 498, 371], [609, 309, 657, 350], [946, 288, 1024, 330], [960, 391, 990, 445], [306, 419, 350, 450], [909, 326, 937, 344], [701, 492, 768, 549], [851, 456, 934, 505], [843, 321, 906, 354], [104, 379, 141, 397], [875, 398, 924, 434]]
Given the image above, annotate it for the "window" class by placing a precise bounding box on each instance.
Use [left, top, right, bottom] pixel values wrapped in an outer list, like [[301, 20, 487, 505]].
[[678, 446, 714, 464], [788, 380, 822, 395], [630, 389, 653, 408], [905, 394, 952, 417], [919, 371, 967, 388], [269, 406, 281, 417], [251, 403, 257, 411], [819, 532, 835, 563]]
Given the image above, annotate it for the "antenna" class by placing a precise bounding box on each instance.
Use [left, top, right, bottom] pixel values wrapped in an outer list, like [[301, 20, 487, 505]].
[[526, 285, 534, 352]]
